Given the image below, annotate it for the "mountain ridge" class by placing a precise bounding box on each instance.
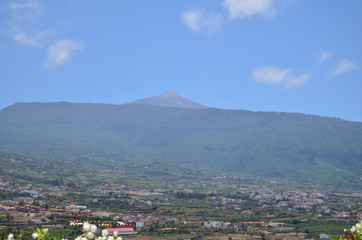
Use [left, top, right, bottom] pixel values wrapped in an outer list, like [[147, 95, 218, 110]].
[[0, 101, 361, 189]]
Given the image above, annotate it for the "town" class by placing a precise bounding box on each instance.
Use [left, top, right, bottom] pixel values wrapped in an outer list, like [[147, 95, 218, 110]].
[[0, 153, 361, 240]]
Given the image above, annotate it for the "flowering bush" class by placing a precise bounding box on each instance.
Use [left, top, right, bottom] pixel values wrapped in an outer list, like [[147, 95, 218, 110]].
[[331, 220, 361, 240], [6, 222, 122, 240]]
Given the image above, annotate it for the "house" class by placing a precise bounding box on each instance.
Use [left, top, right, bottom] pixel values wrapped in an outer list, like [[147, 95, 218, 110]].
[[204, 221, 222, 228], [136, 221, 144, 228], [27, 218, 42, 225], [113, 215, 122, 221], [336, 211, 350, 218], [42, 225, 64, 229]]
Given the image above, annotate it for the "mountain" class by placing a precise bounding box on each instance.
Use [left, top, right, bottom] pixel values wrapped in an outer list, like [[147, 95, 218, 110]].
[[0, 101, 361, 188], [131, 90, 207, 108]]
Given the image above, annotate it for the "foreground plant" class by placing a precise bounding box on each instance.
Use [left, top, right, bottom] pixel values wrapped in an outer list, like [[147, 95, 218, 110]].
[[6, 222, 123, 240], [331, 220, 361, 240], [7, 233, 21, 240], [73, 222, 122, 240]]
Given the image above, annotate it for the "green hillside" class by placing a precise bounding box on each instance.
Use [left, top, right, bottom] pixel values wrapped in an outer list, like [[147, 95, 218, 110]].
[[0, 102, 361, 188]]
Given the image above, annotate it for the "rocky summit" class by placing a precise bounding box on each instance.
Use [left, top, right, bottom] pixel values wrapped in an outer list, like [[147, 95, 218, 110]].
[[130, 90, 207, 109]]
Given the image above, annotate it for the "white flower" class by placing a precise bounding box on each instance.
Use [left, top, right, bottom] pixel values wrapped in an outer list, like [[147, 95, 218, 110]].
[[91, 225, 97, 233], [102, 229, 108, 237], [107, 236, 114, 240], [43, 228, 49, 233], [113, 231, 118, 237], [116, 237, 122, 240], [351, 226, 356, 232], [75, 236, 82, 240], [83, 222, 91, 232], [32, 232, 38, 239], [356, 223, 361, 230], [85, 232, 95, 239], [7, 233, 14, 240]]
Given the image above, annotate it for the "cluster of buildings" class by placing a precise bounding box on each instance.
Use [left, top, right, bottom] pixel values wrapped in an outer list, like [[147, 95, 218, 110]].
[[206, 187, 362, 221], [1, 174, 361, 240]]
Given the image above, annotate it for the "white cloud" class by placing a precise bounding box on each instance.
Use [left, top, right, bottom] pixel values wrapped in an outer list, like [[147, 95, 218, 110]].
[[182, 10, 223, 33], [9, 0, 42, 23], [9, 0, 41, 12], [286, 73, 310, 88], [182, 0, 294, 33], [182, 10, 202, 31], [10, 29, 56, 46], [252, 66, 309, 88], [12, 31, 36, 45], [43, 40, 85, 69], [332, 59, 358, 75], [318, 50, 333, 62], [223, 0, 276, 20], [4, 1, 85, 69], [6, 0, 55, 47], [252, 66, 291, 84]]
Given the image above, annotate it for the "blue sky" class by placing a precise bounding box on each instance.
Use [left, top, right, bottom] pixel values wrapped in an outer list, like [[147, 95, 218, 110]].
[[1, 0, 361, 121]]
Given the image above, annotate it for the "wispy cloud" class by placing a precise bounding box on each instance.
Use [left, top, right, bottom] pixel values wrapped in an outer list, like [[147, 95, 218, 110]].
[[252, 66, 309, 88], [9, 0, 41, 12], [223, 0, 276, 20], [10, 29, 56, 47], [286, 73, 310, 88], [252, 66, 291, 84], [9, 0, 42, 23], [318, 50, 333, 63], [182, 0, 294, 33], [43, 40, 85, 69], [331, 59, 358, 76], [181, 10, 223, 33], [6, 0, 55, 47], [4, 1, 86, 69]]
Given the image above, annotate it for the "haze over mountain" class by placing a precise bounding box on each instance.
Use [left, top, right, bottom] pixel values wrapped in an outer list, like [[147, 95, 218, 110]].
[[131, 90, 207, 109], [0, 93, 361, 189]]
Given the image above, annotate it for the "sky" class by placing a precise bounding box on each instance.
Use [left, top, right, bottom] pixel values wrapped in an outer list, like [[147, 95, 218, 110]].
[[0, 0, 361, 121]]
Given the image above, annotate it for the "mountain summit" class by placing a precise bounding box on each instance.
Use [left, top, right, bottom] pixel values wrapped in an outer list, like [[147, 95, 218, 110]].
[[131, 90, 207, 108]]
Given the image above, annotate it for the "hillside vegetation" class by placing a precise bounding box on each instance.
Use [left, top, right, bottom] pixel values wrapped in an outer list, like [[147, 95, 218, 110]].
[[0, 102, 361, 188]]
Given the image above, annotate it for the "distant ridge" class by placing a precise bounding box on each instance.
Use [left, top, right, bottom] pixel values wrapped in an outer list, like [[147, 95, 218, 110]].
[[0, 101, 361, 188], [130, 90, 207, 109]]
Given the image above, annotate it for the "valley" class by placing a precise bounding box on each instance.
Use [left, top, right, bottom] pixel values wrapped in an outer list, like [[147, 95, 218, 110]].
[[0, 152, 361, 239]]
